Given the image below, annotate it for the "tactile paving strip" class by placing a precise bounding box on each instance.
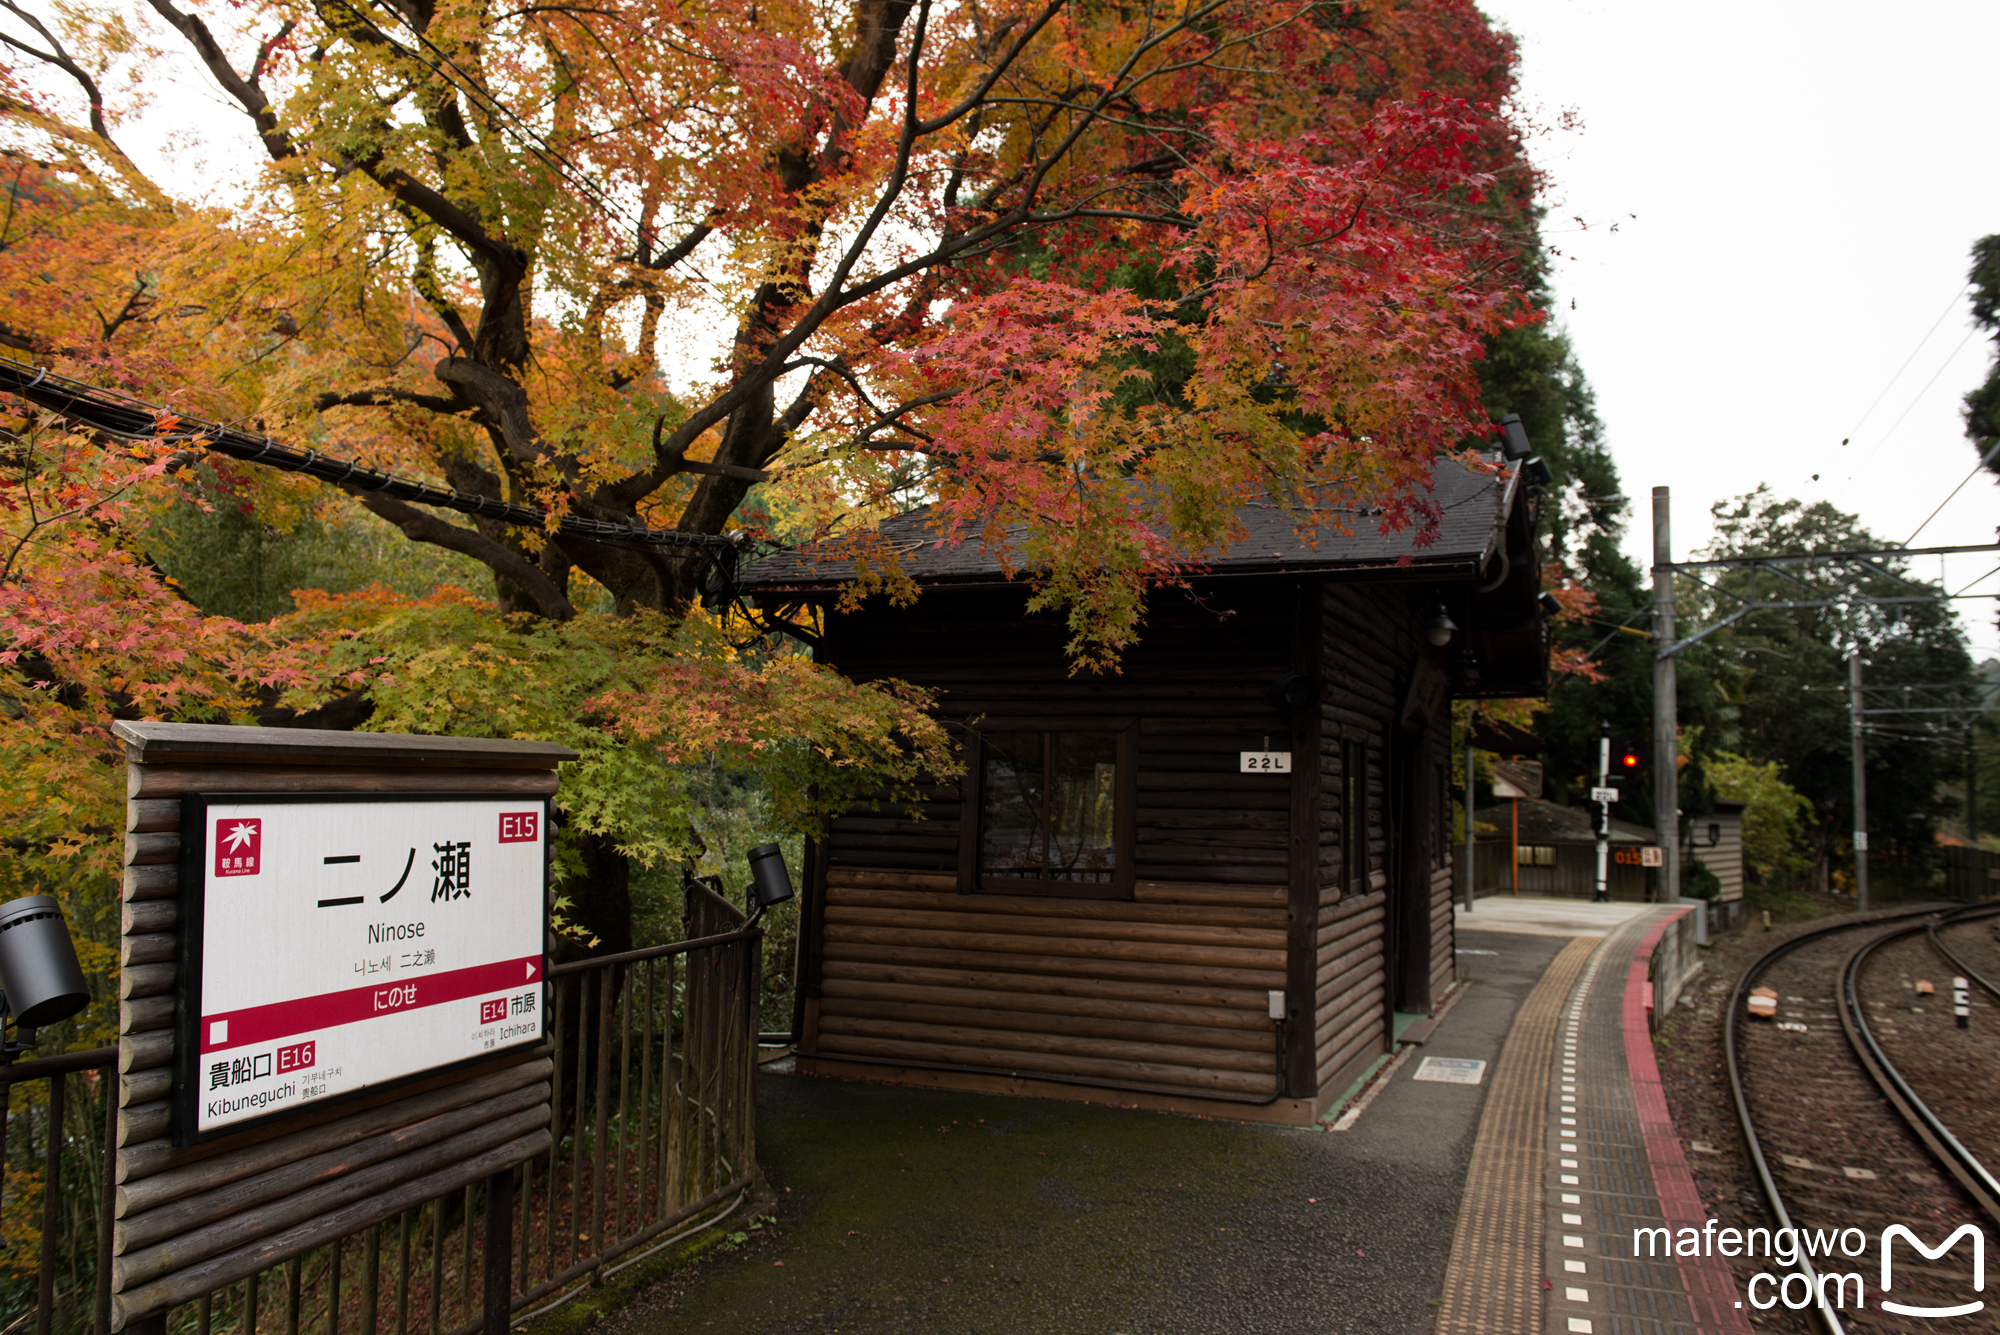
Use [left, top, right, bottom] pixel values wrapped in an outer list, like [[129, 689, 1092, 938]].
[[1435, 935, 1599, 1335], [1544, 912, 1698, 1335]]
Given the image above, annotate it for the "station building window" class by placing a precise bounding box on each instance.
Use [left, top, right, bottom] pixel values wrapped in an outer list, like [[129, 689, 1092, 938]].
[[962, 724, 1136, 898]]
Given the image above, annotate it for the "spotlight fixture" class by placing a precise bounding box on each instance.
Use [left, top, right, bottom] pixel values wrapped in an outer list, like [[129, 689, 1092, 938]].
[[0, 894, 89, 1063], [1496, 413, 1532, 461], [746, 843, 797, 923]]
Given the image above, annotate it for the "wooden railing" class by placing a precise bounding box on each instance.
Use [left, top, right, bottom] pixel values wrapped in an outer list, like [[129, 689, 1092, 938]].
[[6, 883, 759, 1335]]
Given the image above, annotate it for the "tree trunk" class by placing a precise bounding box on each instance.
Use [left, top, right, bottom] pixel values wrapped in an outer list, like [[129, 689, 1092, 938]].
[[555, 829, 635, 962]]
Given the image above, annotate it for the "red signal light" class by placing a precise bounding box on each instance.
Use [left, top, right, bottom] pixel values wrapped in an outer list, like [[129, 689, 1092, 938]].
[[1621, 753, 1639, 768]]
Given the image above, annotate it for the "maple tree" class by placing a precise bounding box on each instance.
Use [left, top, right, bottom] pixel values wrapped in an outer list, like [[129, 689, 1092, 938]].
[[0, 0, 1554, 958], [4, 0, 1538, 643]]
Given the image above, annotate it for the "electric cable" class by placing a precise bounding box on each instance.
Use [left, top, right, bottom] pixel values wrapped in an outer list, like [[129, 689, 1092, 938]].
[[1841, 281, 1971, 451], [1904, 435, 2000, 547]]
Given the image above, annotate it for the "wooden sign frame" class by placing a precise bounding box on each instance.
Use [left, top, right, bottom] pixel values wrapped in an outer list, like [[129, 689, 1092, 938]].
[[172, 791, 551, 1145]]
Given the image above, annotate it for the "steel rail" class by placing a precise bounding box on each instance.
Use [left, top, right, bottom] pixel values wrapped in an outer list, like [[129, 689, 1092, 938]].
[[1838, 906, 2000, 1225], [1924, 906, 2000, 1002], [1724, 904, 1949, 1335]]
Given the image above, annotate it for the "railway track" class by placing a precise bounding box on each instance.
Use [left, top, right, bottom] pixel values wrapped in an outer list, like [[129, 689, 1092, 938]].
[[1725, 903, 2000, 1333]]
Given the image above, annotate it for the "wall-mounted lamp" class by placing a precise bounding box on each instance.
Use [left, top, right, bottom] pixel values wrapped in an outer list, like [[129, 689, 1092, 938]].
[[1267, 671, 1321, 714], [1538, 591, 1562, 619], [1424, 604, 1458, 648], [1707, 823, 1722, 847], [746, 843, 797, 924], [0, 894, 89, 1063]]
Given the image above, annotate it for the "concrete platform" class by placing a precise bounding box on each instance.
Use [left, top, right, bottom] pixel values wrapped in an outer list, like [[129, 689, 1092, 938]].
[[1455, 893, 1662, 937], [1435, 904, 1751, 1335]]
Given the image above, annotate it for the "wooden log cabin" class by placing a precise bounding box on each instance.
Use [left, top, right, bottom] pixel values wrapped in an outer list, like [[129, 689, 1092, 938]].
[[740, 460, 1548, 1125]]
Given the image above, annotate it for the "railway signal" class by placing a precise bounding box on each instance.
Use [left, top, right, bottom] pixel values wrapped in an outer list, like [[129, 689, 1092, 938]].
[[1608, 731, 1645, 783]]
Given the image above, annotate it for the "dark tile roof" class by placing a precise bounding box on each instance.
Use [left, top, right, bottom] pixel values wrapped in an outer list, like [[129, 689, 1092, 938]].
[[741, 458, 1519, 592]]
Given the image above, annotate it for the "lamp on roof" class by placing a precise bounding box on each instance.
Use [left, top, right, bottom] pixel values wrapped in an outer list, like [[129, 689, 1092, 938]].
[[1424, 603, 1457, 648], [1496, 414, 1532, 461]]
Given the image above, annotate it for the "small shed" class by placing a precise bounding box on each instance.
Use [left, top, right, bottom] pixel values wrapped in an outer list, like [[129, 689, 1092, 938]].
[[1472, 798, 1657, 900], [1687, 799, 1745, 903], [741, 460, 1546, 1124]]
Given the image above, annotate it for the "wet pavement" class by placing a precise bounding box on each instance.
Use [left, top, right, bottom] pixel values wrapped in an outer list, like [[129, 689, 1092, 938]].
[[600, 928, 1564, 1335]]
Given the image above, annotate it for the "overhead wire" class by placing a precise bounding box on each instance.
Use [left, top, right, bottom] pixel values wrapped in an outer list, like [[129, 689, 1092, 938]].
[[1904, 435, 2000, 547], [1846, 327, 1980, 478], [1840, 282, 1971, 453]]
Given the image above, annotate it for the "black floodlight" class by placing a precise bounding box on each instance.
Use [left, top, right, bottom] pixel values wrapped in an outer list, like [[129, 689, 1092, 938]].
[[1496, 413, 1532, 461], [1522, 456, 1554, 490], [0, 895, 89, 1049], [746, 843, 796, 914], [1538, 590, 1562, 619], [1424, 604, 1458, 648], [1267, 671, 1321, 714]]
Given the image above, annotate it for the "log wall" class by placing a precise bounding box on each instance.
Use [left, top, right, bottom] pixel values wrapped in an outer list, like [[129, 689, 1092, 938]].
[[802, 868, 1285, 1097], [810, 577, 1463, 1113], [824, 587, 1299, 886]]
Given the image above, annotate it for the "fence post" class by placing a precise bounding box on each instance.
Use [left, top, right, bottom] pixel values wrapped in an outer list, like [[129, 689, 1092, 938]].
[[483, 1169, 514, 1335], [98, 1071, 115, 1335], [37, 1071, 63, 1335]]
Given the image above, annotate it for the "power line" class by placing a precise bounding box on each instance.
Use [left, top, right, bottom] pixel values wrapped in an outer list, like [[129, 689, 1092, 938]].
[[1904, 435, 2000, 547], [1841, 282, 1971, 449], [1848, 327, 1980, 476]]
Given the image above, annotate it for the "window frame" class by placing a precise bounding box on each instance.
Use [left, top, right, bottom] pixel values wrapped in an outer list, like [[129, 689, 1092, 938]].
[[957, 717, 1139, 899]]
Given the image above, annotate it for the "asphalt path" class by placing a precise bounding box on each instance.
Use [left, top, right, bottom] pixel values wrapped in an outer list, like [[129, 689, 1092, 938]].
[[602, 927, 1565, 1335]]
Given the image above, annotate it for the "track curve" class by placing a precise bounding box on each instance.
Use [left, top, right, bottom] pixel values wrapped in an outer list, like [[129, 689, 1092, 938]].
[[1725, 903, 2000, 1334]]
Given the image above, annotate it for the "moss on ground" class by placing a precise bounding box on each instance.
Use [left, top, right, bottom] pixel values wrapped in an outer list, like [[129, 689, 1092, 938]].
[[599, 1074, 1307, 1335]]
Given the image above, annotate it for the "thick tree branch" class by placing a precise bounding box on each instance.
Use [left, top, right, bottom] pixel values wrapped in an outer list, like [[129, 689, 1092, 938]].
[[342, 486, 576, 618], [314, 387, 462, 414], [145, 0, 296, 161]]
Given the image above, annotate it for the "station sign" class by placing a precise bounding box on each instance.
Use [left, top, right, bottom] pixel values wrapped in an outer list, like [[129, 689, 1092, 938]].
[[175, 793, 547, 1143]]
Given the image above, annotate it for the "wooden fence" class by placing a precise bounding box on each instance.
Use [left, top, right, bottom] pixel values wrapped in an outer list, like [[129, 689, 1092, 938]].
[[1942, 844, 2000, 901], [2, 881, 759, 1335]]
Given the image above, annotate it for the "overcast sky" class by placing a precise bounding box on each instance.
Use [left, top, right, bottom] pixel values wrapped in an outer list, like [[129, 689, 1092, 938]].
[[1477, 0, 2000, 658]]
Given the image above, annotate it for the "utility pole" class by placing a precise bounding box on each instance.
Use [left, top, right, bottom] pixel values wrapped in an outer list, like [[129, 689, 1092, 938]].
[[1463, 742, 1477, 912], [1850, 650, 1869, 910], [1967, 722, 1978, 847], [1652, 487, 1694, 938]]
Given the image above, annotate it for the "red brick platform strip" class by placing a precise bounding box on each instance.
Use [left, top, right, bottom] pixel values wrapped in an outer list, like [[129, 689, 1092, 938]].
[[1622, 909, 1753, 1333]]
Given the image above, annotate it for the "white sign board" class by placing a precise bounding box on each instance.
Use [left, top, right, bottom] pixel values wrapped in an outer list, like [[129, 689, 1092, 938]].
[[1240, 751, 1292, 773], [1640, 846, 1664, 868], [1589, 786, 1620, 804], [1412, 1056, 1487, 1085], [177, 793, 547, 1142]]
